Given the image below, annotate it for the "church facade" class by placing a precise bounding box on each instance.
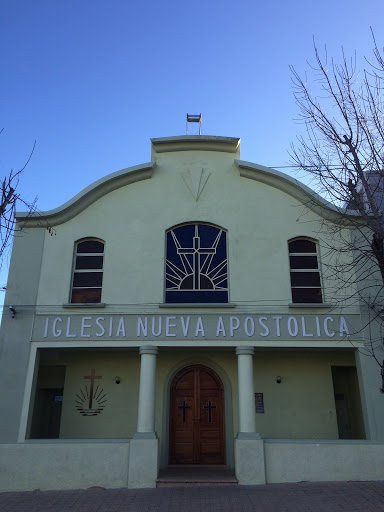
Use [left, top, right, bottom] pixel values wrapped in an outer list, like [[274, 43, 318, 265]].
[[0, 135, 383, 491]]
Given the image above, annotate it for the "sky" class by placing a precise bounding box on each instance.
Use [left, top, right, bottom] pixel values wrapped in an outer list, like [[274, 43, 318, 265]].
[[1, 0, 384, 291]]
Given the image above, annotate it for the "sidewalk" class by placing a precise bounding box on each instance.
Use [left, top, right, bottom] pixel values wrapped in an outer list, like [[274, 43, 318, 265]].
[[1, 481, 384, 512]]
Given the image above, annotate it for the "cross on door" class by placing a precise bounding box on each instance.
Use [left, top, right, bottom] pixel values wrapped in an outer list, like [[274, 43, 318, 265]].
[[84, 369, 102, 409], [178, 400, 191, 423], [204, 400, 217, 423]]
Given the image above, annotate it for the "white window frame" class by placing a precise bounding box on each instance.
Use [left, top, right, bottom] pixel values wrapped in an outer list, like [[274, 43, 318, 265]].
[[288, 237, 323, 304], [70, 238, 105, 304]]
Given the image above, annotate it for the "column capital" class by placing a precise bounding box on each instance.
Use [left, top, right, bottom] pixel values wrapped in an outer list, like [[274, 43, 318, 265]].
[[139, 346, 158, 355], [236, 347, 254, 356]]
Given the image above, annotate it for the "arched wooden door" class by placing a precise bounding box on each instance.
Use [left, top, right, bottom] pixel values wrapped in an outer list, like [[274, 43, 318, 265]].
[[170, 365, 225, 464]]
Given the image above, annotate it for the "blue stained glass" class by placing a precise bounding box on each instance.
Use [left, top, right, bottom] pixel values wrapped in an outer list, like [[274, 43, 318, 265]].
[[165, 223, 228, 303]]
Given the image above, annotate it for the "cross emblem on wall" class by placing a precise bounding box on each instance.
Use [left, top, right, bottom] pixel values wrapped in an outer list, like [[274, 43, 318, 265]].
[[84, 369, 102, 409]]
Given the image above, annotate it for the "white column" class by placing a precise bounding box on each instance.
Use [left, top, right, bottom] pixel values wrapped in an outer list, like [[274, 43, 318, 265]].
[[234, 346, 265, 485], [236, 347, 257, 434], [128, 346, 159, 488], [136, 346, 158, 433]]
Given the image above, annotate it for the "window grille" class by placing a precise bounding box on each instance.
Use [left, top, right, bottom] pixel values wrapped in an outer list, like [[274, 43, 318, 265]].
[[165, 223, 228, 303]]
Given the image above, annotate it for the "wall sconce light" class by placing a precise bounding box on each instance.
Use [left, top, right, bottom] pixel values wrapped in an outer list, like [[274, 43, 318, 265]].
[[115, 376, 121, 384], [276, 376, 282, 384], [9, 305, 16, 318]]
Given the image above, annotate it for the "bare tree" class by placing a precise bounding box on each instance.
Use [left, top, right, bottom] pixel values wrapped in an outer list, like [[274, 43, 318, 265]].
[[0, 131, 38, 272], [289, 33, 384, 388]]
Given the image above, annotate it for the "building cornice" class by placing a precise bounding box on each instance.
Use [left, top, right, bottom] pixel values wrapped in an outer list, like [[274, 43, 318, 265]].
[[15, 162, 155, 227], [235, 160, 362, 224], [151, 136, 240, 154]]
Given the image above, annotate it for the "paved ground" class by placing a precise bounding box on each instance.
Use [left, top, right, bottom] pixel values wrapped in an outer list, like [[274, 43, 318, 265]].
[[1, 481, 384, 512]]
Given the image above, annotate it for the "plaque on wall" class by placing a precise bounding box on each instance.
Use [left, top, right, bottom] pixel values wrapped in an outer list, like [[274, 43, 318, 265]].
[[255, 392, 264, 413]]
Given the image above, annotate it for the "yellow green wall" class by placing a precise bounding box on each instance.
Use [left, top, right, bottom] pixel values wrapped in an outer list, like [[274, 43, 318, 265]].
[[254, 351, 356, 439], [39, 351, 141, 439], [34, 348, 360, 443]]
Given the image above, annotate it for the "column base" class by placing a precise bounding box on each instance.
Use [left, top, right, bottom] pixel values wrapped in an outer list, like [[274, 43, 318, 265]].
[[128, 433, 158, 489], [235, 435, 266, 485]]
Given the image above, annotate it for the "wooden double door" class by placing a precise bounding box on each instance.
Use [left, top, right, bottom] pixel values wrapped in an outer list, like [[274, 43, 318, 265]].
[[170, 365, 225, 464]]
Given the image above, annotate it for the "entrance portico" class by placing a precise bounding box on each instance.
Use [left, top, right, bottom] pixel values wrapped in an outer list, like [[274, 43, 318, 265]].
[[130, 344, 265, 486], [1, 338, 375, 491]]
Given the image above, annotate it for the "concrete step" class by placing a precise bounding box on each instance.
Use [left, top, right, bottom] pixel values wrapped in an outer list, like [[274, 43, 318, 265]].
[[156, 465, 238, 487]]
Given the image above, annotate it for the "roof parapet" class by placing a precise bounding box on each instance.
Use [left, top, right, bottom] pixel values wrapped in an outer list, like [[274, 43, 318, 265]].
[[151, 135, 240, 158]]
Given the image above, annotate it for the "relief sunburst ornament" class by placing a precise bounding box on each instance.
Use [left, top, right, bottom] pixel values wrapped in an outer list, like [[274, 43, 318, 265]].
[[182, 167, 211, 201]]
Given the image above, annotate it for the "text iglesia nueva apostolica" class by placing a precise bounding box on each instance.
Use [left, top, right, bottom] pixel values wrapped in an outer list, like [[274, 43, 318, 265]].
[[36, 314, 355, 342]]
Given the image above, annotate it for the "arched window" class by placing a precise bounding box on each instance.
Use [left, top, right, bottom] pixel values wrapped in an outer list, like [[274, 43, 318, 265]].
[[288, 238, 323, 303], [165, 223, 228, 303], [70, 239, 105, 303]]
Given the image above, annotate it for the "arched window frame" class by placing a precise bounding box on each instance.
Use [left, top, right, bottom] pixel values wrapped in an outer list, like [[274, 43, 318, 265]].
[[70, 238, 105, 304], [288, 237, 323, 304], [165, 222, 229, 304]]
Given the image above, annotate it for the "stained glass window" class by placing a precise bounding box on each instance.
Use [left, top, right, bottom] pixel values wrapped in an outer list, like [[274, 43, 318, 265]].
[[165, 223, 228, 303]]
